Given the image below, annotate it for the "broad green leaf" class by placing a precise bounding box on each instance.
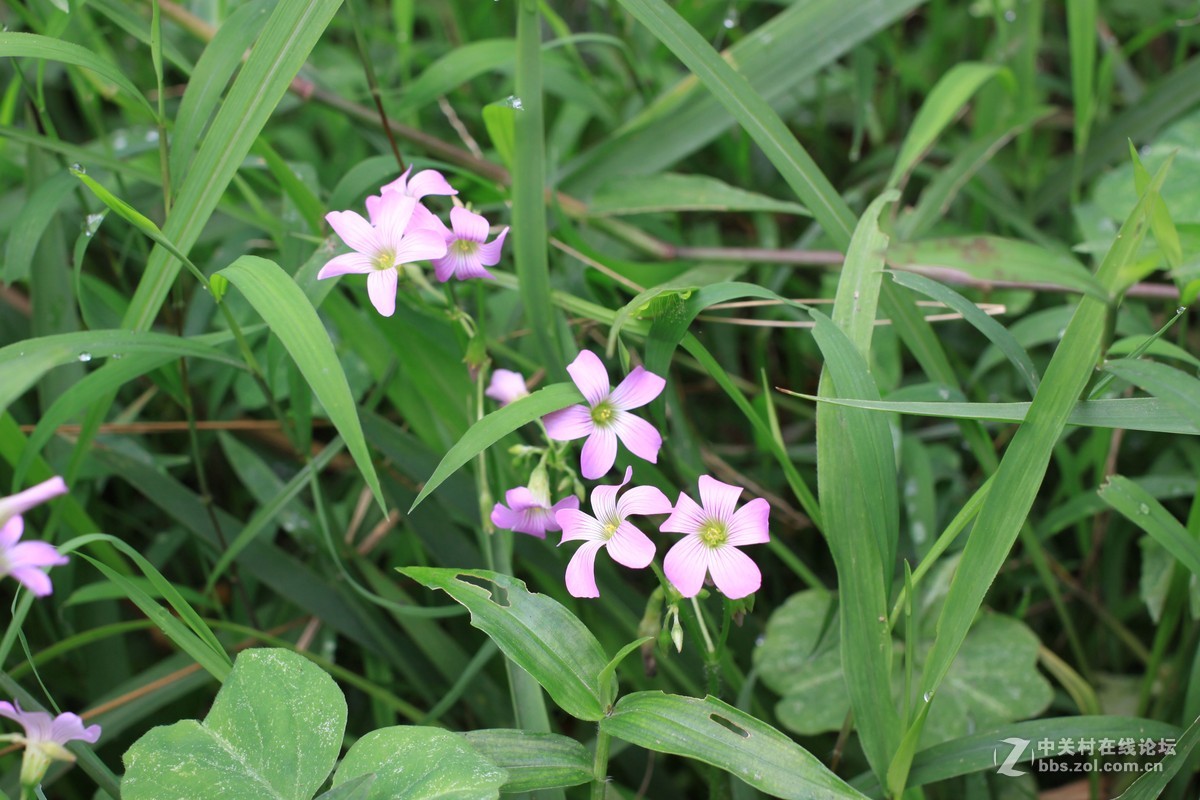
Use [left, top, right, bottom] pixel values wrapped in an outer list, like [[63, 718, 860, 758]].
[[409, 383, 582, 512], [887, 62, 1010, 188], [398, 568, 613, 721], [0, 32, 154, 115], [1103, 357, 1200, 431], [316, 775, 375, 800], [1100, 476, 1200, 579], [462, 730, 592, 793], [332, 727, 506, 800], [887, 236, 1107, 300], [601, 692, 868, 800], [122, 649, 347, 799], [589, 173, 808, 216], [218, 255, 384, 511]]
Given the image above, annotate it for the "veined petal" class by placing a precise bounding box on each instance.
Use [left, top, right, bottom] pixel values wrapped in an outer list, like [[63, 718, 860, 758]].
[[375, 193, 419, 254], [557, 509, 607, 543], [726, 498, 771, 546], [367, 269, 398, 317], [606, 522, 655, 569], [550, 496, 580, 517], [379, 167, 413, 196], [393, 228, 449, 265], [580, 427, 618, 480], [325, 210, 377, 255], [432, 252, 458, 283], [490, 502, 524, 533], [611, 412, 662, 464], [589, 466, 632, 523], [503, 487, 546, 512], [564, 540, 605, 598], [660, 492, 706, 534], [317, 253, 374, 279], [610, 366, 665, 411], [453, 257, 495, 281], [449, 206, 491, 243], [48, 713, 100, 745], [511, 508, 555, 538], [698, 475, 741, 524], [406, 202, 451, 238], [543, 405, 592, 441], [663, 535, 710, 598], [566, 350, 611, 406], [406, 168, 458, 199], [707, 545, 762, 599], [616, 485, 673, 518], [477, 227, 509, 266], [365, 194, 384, 225]]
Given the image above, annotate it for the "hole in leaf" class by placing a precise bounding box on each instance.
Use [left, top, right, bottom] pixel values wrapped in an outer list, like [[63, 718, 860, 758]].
[[456, 574, 511, 607], [710, 714, 749, 738]]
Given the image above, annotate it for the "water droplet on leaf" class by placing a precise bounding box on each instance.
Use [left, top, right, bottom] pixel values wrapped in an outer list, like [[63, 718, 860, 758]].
[[78, 352, 92, 362], [502, 95, 523, 110]]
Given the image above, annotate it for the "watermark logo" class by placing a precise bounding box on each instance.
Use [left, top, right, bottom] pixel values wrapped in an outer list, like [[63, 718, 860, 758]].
[[996, 738, 1029, 777], [994, 735, 1174, 777]]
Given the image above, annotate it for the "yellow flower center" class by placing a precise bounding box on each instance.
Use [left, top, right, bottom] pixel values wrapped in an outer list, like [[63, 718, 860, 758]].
[[602, 520, 619, 539], [699, 520, 727, 548], [590, 401, 615, 425], [451, 239, 478, 256], [373, 249, 396, 271]]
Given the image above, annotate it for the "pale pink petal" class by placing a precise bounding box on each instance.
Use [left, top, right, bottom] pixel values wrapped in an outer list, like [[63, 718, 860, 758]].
[[317, 253, 374, 279], [379, 167, 413, 197], [367, 269, 398, 317], [7, 541, 67, 571], [325, 210, 377, 255], [606, 522, 655, 569], [609, 367, 666, 411], [611, 412, 662, 464], [449, 206, 491, 243], [660, 492, 707, 534], [589, 467, 632, 523], [557, 509, 607, 544], [10, 567, 53, 597], [663, 535, 710, 598], [405, 169, 458, 199], [432, 253, 458, 283], [490, 503, 523, 532], [698, 475, 742, 524], [616, 485, 673, 518], [726, 498, 771, 546], [486, 370, 528, 406], [365, 194, 384, 225], [503, 487, 544, 512], [375, 193, 418, 254], [477, 227, 509, 266], [566, 351, 611, 406], [0, 516, 22, 548], [549, 496, 580, 518], [452, 256, 495, 281], [513, 509, 555, 538], [393, 228, 449, 265], [543, 405, 592, 441], [707, 545, 762, 599], [49, 713, 100, 745], [406, 202, 450, 238], [0, 702, 17, 723], [564, 540, 605, 598], [580, 428, 618, 480], [0, 478, 68, 522]]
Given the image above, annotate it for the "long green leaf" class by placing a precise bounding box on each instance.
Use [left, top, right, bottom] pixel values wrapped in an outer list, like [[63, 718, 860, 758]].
[[0, 32, 154, 115], [1104, 357, 1200, 431], [1099, 476, 1200, 579]]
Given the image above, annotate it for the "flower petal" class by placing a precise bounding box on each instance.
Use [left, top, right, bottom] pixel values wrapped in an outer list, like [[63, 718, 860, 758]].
[[325, 210, 377, 255], [406, 201, 451, 238], [392, 227, 448, 266], [0, 477, 68, 524], [564, 540, 605, 598], [490, 502, 522, 532], [374, 192, 418, 252], [566, 350, 611, 407], [557, 509, 607, 543], [0, 516, 22, 549], [503, 487, 545, 512], [10, 567, 53, 597], [6, 541, 67, 571], [406, 168, 458, 199], [663, 535, 710, 598], [698, 475, 742, 524], [543, 405, 592, 441], [606, 522, 655, 569], [449, 206, 491, 243], [367, 269, 398, 317], [477, 227, 509, 267], [611, 412, 662, 464], [49, 713, 101, 745], [660, 492, 706, 534], [707, 545, 762, 599], [726, 497, 771, 546], [485, 369, 528, 405], [379, 166, 413, 196], [550, 496, 580, 517], [317, 253, 374, 279], [580, 427, 618, 480], [610, 366, 665, 411], [365, 194, 384, 225], [589, 466, 632, 523], [616, 485, 673, 518]]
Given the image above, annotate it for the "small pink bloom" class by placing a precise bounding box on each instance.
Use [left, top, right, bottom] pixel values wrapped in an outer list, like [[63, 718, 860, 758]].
[[432, 207, 508, 282], [0, 477, 67, 524], [0, 478, 69, 597], [379, 166, 458, 201], [491, 485, 578, 539], [317, 192, 448, 317], [542, 351, 665, 480], [661, 476, 770, 600], [486, 369, 529, 406], [0, 700, 100, 788], [556, 467, 672, 598]]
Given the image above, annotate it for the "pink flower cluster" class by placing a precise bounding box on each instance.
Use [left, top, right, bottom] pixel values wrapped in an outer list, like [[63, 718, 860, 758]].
[[488, 351, 770, 601], [0, 477, 69, 597], [318, 166, 508, 317]]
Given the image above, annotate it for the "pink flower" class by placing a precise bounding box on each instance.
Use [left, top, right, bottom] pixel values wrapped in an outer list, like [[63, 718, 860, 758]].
[[542, 351, 665, 480], [556, 467, 672, 598], [486, 369, 529, 406], [0, 478, 69, 597], [491, 485, 579, 539], [661, 476, 770, 599], [378, 166, 458, 201], [317, 192, 448, 317], [432, 207, 508, 282], [0, 700, 100, 789]]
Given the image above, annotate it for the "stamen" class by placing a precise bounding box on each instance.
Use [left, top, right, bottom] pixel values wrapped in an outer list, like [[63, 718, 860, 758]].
[[699, 520, 727, 548]]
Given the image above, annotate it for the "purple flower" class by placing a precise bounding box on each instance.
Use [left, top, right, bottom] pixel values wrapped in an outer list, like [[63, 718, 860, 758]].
[[0, 478, 69, 598], [491, 486, 579, 539], [542, 351, 665, 480], [0, 699, 100, 788], [317, 192, 448, 317], [556, 467, 672, 598], [661, 476, 770, 599], [432, 207, 509, 282], [486, 369, 529, 406]]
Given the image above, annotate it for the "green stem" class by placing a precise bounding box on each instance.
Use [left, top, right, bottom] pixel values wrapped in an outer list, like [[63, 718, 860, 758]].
[[591, 727, 611, 800]]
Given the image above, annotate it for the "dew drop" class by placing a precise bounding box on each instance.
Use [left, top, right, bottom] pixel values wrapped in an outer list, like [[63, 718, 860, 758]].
[[1004, 9, 1016, 21], [1177, 306, 1188, 315], [84, 212, 105, 237], [145, 129, 159, 143], [113, 132, 128, 150], [1138, 503, 1150, 515], [70, 163, 85, 174], [937, 388, 951, 400], [111, 353, 124, 360], [78, 352, 93, 362], [502, 95, 523, 110], [722, 8, 739, 28], [923, 691, 933, 703]]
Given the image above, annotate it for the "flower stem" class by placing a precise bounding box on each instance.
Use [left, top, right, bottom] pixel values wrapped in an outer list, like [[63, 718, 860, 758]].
[[591, 727, 611, 800], [690, 595, 716, 655]]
